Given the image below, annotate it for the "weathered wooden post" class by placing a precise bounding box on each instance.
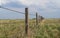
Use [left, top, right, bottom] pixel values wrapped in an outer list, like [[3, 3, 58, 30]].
[[36, 13, 38, 25], [41, 16, 44, 21], [25, 8, 29, 35], [39, 15, 41, 23]]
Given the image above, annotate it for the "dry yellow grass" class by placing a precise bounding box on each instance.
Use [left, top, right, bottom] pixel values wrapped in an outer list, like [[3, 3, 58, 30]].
[[0, 19, 60, 38]]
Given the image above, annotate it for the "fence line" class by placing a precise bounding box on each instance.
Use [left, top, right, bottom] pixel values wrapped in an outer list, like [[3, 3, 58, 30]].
[[0, 6, 25, 14], [0, 6, 35, 16], [0, 6, 44, 37]]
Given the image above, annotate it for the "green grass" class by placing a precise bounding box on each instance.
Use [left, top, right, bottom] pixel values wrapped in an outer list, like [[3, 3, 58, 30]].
[[0, 19, 60, 38]]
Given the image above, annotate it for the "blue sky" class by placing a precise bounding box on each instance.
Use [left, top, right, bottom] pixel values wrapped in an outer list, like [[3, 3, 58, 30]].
[[0, 0, 60, 19]]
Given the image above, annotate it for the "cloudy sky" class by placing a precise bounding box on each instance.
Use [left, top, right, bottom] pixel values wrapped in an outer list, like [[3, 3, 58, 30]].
[[0, 0, 60, 19]]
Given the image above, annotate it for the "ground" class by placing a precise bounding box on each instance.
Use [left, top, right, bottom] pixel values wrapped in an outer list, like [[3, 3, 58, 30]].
[[0, 19, 60, 38]]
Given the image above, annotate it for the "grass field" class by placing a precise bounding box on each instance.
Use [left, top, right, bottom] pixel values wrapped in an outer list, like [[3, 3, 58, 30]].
[[0, 19, 60, 38]]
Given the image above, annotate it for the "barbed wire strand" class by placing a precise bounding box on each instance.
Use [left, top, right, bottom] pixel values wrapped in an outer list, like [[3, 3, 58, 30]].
[[0, 6, 36, 16]]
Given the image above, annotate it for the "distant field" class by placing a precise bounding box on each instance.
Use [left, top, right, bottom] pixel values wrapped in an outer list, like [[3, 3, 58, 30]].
[[0, 19, 60, 38]]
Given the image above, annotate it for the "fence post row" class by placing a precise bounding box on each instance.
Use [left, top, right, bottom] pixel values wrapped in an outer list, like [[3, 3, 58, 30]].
[[36, 13, 38, 25], [39, 15, 41, 23], [25, 8, 29, 35]]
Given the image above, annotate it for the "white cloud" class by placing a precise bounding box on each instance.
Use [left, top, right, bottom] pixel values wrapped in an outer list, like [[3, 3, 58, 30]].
[[50, 0, 60, 8], [0, 0, 60, 8], [0, 0, 60, 13], [0, 0, 9, 5], [18, 0, 60, 9], [18, 0, 49, 8], [0, 0, 17, 5]]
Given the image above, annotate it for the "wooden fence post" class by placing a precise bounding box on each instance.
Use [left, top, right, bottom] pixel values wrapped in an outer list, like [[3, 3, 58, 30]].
[[41, 16, 44, 21], [36, 13, 38, 25], [39, 15, 41, 23], [25, 8, 29, 35]]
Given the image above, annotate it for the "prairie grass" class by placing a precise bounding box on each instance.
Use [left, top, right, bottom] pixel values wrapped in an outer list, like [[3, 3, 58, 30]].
[[0, 19, 60, 38]]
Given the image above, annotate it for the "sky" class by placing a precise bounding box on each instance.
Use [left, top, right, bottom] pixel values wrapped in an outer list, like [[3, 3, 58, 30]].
[[0, 0, 60, 19]]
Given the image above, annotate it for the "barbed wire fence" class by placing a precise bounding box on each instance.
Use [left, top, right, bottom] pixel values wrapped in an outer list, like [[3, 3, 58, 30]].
[[0, 6, 44, 38]]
